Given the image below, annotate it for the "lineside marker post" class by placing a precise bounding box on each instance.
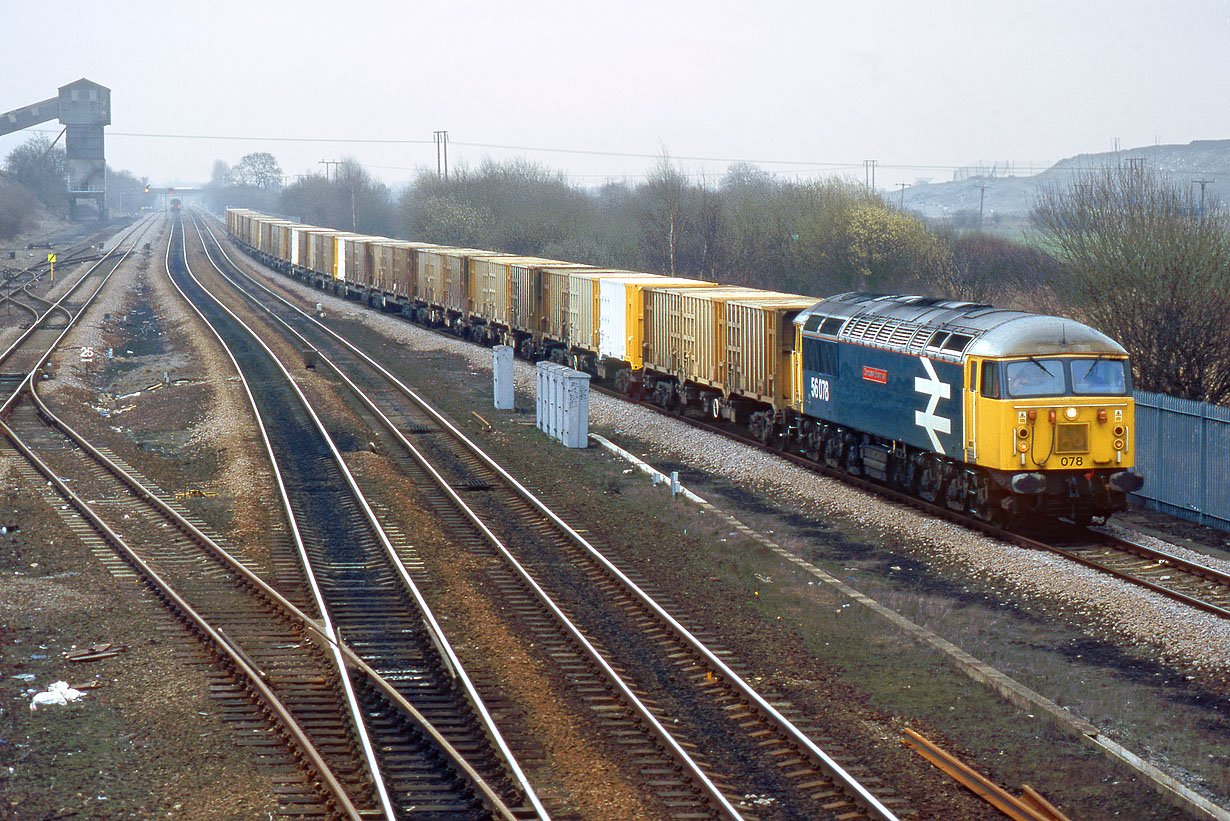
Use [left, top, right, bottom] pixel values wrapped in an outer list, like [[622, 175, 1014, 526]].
[[493, 345, 514, 410]]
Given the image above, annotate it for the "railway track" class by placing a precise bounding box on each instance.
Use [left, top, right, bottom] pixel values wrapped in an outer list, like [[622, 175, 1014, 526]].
[[2, 215, 538, 819], [589, 382, 1230, 624], [1034, 528, 1230, 619], [196, 212, 910, 820], [1, 216, 155, 396], [0, 395, 372, 819], [1, 217, 370, 817], [170, 216, 542, 819], [1, 231, 111, 323]]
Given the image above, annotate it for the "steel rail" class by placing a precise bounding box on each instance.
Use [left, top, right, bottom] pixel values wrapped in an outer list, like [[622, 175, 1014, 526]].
[[17, 308, 518, 821], [1016, 532, 1230, 620], [0, 216, 370, 819], [189, 213, 545, 821], [197, 213, 745, 820], [177, 216, 529, 820], [902, 728, 1067, 821], [202, 214, 902, 821], [0, 408, 365, 821], [0, 214, 154, 382]]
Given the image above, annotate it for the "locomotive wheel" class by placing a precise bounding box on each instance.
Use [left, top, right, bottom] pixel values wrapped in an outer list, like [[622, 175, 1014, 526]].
[[946, 468, 970, 512], [917, 456, 944, 503], [823, 432, 844, 469], [973, 473, 1009, 527]]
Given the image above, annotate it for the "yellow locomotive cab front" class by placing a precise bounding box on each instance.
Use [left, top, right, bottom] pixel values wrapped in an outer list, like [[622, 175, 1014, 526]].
[[969, 354, 1142, 519]]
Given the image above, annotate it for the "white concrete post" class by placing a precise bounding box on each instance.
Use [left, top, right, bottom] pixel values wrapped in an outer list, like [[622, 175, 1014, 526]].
[[562, 370, 591, 448], [493, 345, 514, 410], [536, 361, 548, 434], [552, 364, 566, 442]]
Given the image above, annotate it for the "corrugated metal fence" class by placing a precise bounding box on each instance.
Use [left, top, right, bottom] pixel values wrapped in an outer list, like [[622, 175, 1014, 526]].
[[1132, 390, 1230, 531]]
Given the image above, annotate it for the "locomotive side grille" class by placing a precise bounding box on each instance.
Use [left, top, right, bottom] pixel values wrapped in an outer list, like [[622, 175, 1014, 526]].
[[888, 322, 915, 347], [843, 316, 876, 342], [908, 327, 933, 351]]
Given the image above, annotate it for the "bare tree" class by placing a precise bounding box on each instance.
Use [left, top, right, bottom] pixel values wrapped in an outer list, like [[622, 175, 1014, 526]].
[[1032, 163, 1230, 404], [0, 174, 38, 238], [639, 153, 688, 275], [4, 134, 67, 211], [231, 152, 283, 190]]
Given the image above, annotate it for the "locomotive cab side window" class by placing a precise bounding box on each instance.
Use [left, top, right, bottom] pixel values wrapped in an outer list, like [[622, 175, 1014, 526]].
[[803, 338, 839, 376], [980, 361, 1000, 398]]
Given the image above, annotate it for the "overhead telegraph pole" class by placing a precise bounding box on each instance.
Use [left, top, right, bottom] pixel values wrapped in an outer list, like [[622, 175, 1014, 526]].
[[1193, 179, 1214, 216], [434, 131, 449, 181], [319, 159, 340, 182]]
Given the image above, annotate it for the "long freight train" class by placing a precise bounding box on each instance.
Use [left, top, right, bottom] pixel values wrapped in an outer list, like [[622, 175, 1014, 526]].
[[225, 208, 1144, 525]]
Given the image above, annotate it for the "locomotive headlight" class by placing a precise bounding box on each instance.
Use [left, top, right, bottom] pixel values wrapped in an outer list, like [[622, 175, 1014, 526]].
[[1017, 427, 1029, 439], [1113, 425, 1125, 437], [1065, 406, 1078, 420], [1018, 441, 1029, 453], [1114, 439, 1125, 450]]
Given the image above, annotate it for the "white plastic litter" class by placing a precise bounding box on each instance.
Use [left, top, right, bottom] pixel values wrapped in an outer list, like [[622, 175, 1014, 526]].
[[29, 681, 85, 711]]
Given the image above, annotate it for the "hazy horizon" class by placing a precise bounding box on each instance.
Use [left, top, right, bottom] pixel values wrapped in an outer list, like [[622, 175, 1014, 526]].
[[3, 0, 1228, 192]]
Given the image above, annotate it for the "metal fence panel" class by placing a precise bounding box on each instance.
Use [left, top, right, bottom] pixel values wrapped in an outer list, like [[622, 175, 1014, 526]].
[[1131, 390, 1230, 531]]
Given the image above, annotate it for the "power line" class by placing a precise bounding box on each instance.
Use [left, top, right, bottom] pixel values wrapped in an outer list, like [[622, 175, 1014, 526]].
[[22, 125, 1209, 180], [15, 126, 984, 172]]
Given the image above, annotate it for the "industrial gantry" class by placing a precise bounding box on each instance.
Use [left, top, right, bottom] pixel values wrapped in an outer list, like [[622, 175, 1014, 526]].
[[1, 78, 111, 220]]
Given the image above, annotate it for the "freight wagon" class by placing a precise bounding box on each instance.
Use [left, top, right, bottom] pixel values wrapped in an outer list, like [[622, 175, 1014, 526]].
[[223, 208, 1143, 524]]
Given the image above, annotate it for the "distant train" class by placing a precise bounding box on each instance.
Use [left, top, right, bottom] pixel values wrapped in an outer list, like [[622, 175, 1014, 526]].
[[226, 208, 1143, 525], [170, 198, 182, 211]]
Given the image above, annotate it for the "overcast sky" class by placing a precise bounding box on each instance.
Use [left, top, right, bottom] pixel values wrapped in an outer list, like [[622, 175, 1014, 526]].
[[4, 0, 1229, 192]]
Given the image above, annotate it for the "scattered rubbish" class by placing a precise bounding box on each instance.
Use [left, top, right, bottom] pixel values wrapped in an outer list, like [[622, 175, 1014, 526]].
[[29, 681, 86, 711], [175, 489, 217, 500], [11, 673, 36, 682]]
